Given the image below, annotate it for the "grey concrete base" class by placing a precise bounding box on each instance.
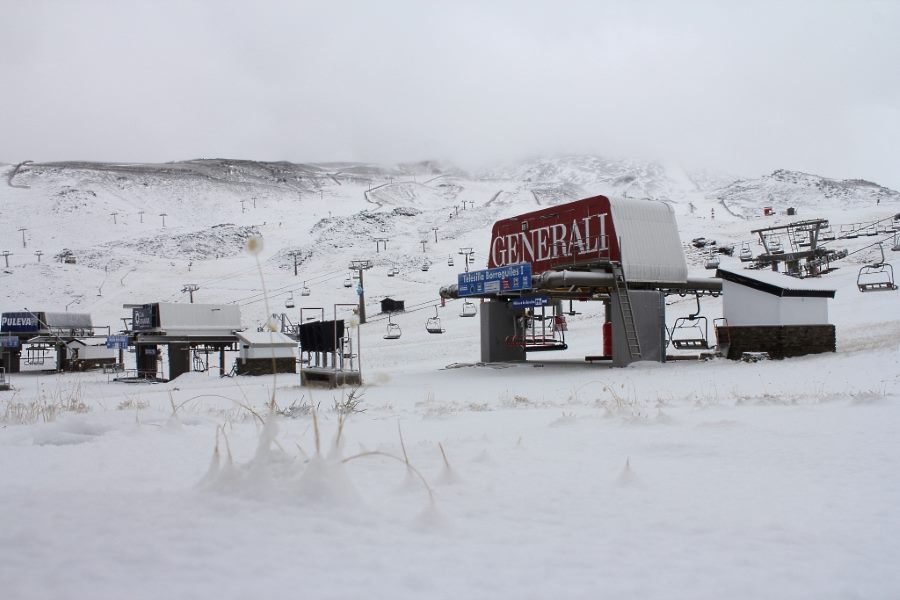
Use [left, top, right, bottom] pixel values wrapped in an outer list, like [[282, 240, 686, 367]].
[[300, 367, 362, 388], [611, 290, 666, 367], [480, 301, 525, 363]]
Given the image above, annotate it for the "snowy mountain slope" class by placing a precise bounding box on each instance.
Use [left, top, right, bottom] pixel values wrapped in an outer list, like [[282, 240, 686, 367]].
[[481, 154, 724, 208], [2, 155, 900, 600], [712, 169, 900, 219], [3, 156, 898, 330]]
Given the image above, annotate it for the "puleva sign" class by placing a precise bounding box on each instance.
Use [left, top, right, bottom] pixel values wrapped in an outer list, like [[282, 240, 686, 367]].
[[487, 195, 621, 275], [0, 312, 39, 333]]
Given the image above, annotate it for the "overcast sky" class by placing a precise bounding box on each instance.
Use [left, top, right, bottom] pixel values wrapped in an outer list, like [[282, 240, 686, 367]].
[[2, 0, 899, 187]]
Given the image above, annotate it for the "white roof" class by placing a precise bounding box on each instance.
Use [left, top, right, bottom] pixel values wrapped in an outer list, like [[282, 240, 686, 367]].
[[43, 312, 92, 329], [610, 198, 687, 284], [235, 331, 297, 347], [718, 267, 837, 296], [156, 303, 242, 333]]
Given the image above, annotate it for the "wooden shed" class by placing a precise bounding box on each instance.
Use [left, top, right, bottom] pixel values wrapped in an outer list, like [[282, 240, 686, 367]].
[[381, 298, 405, 313]]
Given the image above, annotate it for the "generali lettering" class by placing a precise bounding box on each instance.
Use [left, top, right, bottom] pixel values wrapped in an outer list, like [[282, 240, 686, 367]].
[[490, 213, 609, 267]]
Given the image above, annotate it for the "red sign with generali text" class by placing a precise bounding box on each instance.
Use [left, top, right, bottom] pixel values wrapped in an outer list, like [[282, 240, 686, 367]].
[[487, 195, 620, 275]]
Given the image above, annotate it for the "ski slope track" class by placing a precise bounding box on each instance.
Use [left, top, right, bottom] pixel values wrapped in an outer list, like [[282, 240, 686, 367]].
[[1, 156, 899, 600]]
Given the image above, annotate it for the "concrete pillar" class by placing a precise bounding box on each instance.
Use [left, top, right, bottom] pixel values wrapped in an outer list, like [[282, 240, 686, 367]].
[[167, 344, 191, 380], [480, 301, 525, 363], [136, 345, 159, 378], [1, 348, 21, 373], [610, 290, 667, 367], [56, 343, 67, 371]]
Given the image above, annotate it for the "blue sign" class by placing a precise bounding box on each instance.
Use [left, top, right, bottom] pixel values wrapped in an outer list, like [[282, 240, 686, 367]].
[[511, 296, 550, 308], [1, 312, 39, 333], [1, 336, 20, 348], [106, 335, 129, 349], [458, 263, 532, 297]]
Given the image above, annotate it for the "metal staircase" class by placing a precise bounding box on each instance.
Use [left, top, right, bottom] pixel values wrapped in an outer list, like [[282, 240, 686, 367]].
[[611, 263, 642, 360]]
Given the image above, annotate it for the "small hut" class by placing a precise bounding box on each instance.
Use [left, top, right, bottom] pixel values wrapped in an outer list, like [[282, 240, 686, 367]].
[[380, 298, 405, 313], [235, 331, 297, 375], [715, 268, 836, 359], [65, 338, 117, 371]]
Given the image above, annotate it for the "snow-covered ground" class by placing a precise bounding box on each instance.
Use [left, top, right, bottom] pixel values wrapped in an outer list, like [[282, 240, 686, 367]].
[[1, 157, 898, 599]]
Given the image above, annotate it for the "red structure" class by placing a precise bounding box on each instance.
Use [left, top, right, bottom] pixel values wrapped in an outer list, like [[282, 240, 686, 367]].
[[487, 195, 620, 275]]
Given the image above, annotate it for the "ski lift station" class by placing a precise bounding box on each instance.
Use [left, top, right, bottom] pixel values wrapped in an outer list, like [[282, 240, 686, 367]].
[[441, 195, 724, 366], [1, 301, 365, 384], [0, 311, 111, 373], [125, 302, 245, 379], [439, 194, 840, 366]]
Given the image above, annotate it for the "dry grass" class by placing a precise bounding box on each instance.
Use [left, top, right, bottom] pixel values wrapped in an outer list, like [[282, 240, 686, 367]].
[[1, 383, 90, 425]]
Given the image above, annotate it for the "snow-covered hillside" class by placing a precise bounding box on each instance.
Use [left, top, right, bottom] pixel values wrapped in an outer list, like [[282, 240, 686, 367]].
[[1, 155, 899, 600], [713, 169, 900, 218], [4, 156, 897, 326]]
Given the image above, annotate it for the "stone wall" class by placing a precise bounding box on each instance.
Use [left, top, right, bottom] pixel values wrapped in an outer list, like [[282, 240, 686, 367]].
[[717, 325, 836, 360], [236, 357, 297, 376]]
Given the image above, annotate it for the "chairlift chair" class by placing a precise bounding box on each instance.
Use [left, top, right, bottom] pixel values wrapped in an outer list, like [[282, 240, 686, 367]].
[[285, 293, 295, 308], [301, 282, 311, 296], [387, 268, 395, 277], [448, 255, 454, 267], [421, 260, 430, 272], [669, 295, 710, 350], [821, 227, 836, 241], [459, 300, 477, 318], [769, 236, 784, 253], [891, 233, 900, 252], [391, 266, 400, 276], [857, 244, 898, 292], [425, 306, 445, 334], [343, 275, 353, 288], [704, 252, 720, 270], [739, 243, 754, 262], [383, 314, 402, 340], [505, 305, 568, 351]]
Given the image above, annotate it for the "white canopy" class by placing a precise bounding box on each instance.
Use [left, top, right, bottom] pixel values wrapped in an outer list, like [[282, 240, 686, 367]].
[[610, 198, 687, 284]]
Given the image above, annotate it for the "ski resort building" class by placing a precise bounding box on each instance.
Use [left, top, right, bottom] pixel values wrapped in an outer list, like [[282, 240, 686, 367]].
[[63, 338, 118, 371], [235, 331, 297, 375], [441, 195, 722, 366], [715, 268, 837, 359], [126, 303, 243, 380], [0, 311, 100, 372]]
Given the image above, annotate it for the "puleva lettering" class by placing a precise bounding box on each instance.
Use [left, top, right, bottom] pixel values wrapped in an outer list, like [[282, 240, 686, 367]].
[[1, 317, 35, 326]]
